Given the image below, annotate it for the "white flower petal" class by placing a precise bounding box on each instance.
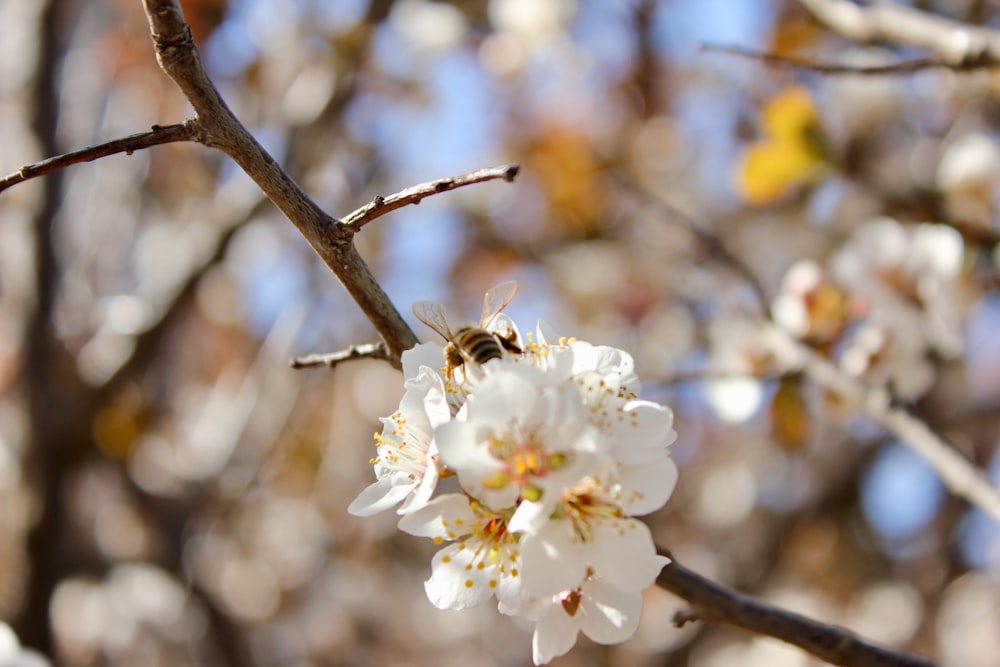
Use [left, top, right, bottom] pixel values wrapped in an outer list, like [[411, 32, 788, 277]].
[[424, 544, 499, 610], [468, 371, 541, 429], [579, 580, 643, 644], [527, 578, 644, 664], [347, 477, 417, 517], [396, 494, 477, 538], [519, 520, 589, 596], [531, 385, 595, 453], [532, 603, 580, 665], [608, 401, 676, 463], [507, 497, 551, 533], [619, 455, 679, 516], [435, 422, 501, 475], [588, 519, 668, 592], [401, 342, 446, 381], [413, 367, 452, 429], [0, 624, 20, 660], [398, 462, 441, 514]]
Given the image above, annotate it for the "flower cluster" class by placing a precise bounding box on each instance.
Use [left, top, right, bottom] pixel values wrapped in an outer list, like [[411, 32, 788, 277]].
[[773, 217, 965, 400], [349, 311, 678, 664], [706, 216, 967, 426]]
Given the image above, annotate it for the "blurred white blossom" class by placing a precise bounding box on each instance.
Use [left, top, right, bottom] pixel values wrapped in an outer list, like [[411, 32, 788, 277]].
[[771, 259, 851, 345], [390, 0, 467, 58], [937, 133, 1000, 225], [704, 315, 770, 424], [488, 0, 576, 45], [830, 217, 965, 399], [767, 218, 966, 402], [937, 133, 1000, 194], [0, 624, 49, 667], [481, 0, 579, 76]]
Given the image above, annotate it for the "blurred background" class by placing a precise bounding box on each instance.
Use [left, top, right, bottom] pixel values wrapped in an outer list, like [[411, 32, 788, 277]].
[[1, 0, 1000, 665]]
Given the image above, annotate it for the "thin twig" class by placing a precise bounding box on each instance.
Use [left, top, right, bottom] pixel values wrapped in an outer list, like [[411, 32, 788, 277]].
[[656, 550, 939, 667], [703, 43, 957, 75], [761, 324, 1000, 525], [800, 0, 1000, 67], [342, 164, 521, 228], [611, 172, 770, 310], [0, 122, 197, 193], [647, 368, 783, 387], [290, 342, 390, 369]]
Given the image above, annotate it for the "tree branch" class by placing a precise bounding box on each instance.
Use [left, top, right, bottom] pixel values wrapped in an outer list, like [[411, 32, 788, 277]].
[[342, 164, 521, 229], [0, 122, 197, 194], [17, 0, 76, 654], [611, 172, 770, 310], [761, 324, 1000, 525], [656, 551, 939, 667], [142, 0, 418, 366], [800, 0, 1000, 67], [702, 43, 968, 75], [290, 342, 390, 369]]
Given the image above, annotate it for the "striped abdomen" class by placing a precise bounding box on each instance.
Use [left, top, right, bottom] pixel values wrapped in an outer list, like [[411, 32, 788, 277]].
[[454, 327, 504, 366]]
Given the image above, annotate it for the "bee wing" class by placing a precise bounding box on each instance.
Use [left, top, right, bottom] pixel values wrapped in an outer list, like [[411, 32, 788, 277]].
[[412, 300, 453, 341], [479, 280, 518, 328]]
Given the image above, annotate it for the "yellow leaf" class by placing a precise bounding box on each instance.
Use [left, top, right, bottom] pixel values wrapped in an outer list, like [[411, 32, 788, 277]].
[[92, 405, 140, 459], [737, 139, 823, 206], [735, 86, 827, 205], [762, 86, 818, 142]]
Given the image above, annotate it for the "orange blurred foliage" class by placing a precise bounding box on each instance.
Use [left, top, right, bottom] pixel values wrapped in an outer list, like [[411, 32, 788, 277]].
[[771, 374, 811, 451], [524, 127, 607, 235]]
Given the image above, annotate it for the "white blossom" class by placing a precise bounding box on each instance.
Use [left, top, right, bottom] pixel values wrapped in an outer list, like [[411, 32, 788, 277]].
[[501, 575, 645, 665], [435, 364, 601, 515], [569, 365, 678, 516], [397, 493, 524, 611], [765, 220, 967, 403], [347, 362, 450, 517], [352, 295, 679, 664], [830, 217, 966, 399], [512, 478, 669, 597]]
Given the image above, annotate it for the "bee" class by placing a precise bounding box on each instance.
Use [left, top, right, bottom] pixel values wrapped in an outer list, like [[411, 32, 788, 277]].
[[413, 281, 521, 381]]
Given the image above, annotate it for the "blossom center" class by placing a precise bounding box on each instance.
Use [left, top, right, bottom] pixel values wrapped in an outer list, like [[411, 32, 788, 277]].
[[553, 480, 623, 542], [372, 411, 428, 475], [483, 426, 567, 494], [444, 500, 521, 580]]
